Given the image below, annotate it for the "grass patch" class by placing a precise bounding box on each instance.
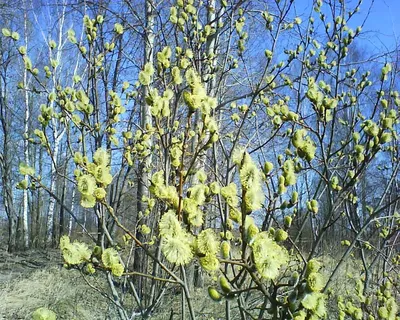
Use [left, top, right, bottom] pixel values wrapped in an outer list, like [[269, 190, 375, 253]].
[[0, 265, 114, 319]]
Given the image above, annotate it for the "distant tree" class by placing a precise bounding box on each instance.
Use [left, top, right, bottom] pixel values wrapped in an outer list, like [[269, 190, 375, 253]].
[[0, 30, 18, 252]]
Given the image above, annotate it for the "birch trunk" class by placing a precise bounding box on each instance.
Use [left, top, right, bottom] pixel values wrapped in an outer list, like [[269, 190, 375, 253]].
[[46, 129, 64, 244], [22, 6, 30, 249], [44, 4, 67, 245], [68, 187, 76, 237]]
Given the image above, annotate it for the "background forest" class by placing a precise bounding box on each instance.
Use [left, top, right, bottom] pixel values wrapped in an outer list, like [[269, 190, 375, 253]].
[[0, 0, 399, 319]]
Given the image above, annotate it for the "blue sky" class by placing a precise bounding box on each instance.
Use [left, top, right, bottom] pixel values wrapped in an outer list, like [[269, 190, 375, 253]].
[[292, 0, 400, 52], [354, 0, 400, 50]]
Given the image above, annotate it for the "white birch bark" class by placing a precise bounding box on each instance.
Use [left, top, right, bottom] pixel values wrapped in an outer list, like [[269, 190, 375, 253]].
[[44, 3, 67, 244], [46, 128, 64, 243], [31, 0, 81, 243], [22, 4, 30, 249], [67, 187, 76, 236]]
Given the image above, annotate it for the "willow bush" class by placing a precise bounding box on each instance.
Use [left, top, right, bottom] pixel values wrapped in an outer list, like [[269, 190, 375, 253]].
[[2, 0, 399, 319]]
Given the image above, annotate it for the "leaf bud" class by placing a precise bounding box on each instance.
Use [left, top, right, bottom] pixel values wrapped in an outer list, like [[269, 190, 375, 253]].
[[208, 287, 222, 302]]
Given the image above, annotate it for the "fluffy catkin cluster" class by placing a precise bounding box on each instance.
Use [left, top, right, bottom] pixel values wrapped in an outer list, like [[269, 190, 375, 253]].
[[233, 149, 265, 213], [159, 210, 194, 265], [250, 231, 289, 280], [74, 148, 113, 208], [60, 235, 124, 277]]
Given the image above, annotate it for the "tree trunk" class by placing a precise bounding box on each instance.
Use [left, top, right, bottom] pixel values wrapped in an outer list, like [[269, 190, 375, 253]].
[[0, 62, 18, 253], [46, 127, 65, 245], [2, 158, 18, 253], [7, 215, 17, 253], [134, 0, 155, 301], [59, 176, 66, 242], [68, 187, 76, 237], [187, 0, 219, 290], [45, 5, 67, 246], [22, 6, 30, 249], [32, 147, 43, 247]]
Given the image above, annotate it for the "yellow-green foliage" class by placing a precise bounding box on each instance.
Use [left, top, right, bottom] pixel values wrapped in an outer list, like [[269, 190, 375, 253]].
[[32, 307, 57, 320], [101, 248, 124, 277], [219, 276, 231, 293], [199, 254, 220, 272], [10, 4, 400, 319], [150, 171, 179, 209], [301, 292, 326, 317], [139, 62, 154, 85], [101, 248, 120, 268], [274, 229, 288, 242], [77, 175, 96, 207], [196, 229, 220, 272], [220, 241, 230, 259], [221, 183, 239, 208], [159, 211, 194, 265], [19, 162, 35, 176], [208, 287, 222, 302], [336, 269, 399, 320], [197, 229, 219, 256], [233, 150, 265, 212], [74, 148, 113, 208], [245, 216, 259, 243], [251, 232, 288, 280], [306, 272, 325, 292], [162, 234, 194, 266], [159, 210, 182, 237], [60, 236, 91, 265], [291, 129, 316, 161]]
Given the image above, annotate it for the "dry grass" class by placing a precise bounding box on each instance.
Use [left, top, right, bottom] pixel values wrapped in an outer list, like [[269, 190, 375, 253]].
[[0, 248, 120, 320], [0, 248, 381, 320], [0, 266, 113, 319], [0, 247, 225, 319]]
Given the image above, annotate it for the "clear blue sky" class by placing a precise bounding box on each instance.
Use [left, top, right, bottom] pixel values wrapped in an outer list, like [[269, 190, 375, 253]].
[[293, 0, 400, 52], [354, 0, 400, 51]]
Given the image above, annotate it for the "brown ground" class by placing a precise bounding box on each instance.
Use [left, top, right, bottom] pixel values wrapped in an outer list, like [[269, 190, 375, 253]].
[[0, 248, 225, 320], [0, 248, 112, 319]]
